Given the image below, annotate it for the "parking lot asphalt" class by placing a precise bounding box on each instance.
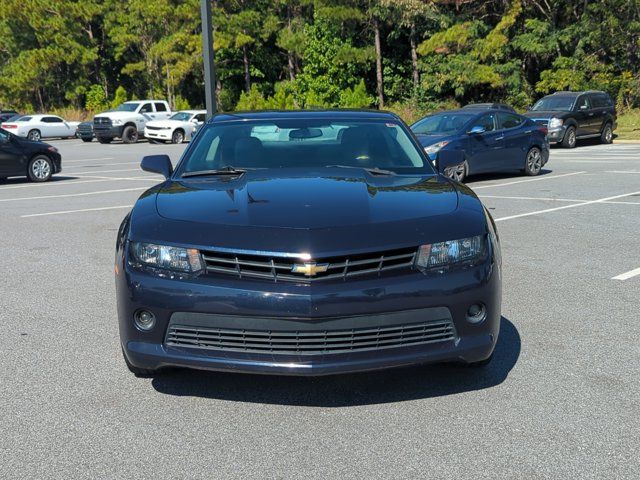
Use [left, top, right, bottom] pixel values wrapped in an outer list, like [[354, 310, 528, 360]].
[[1, 139, 639, 479]]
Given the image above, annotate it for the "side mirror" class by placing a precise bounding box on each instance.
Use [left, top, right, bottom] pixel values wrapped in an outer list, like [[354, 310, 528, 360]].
[[435, 150, 465, 174], [141, 154, 173, 179], [467, 125, 485, 135]]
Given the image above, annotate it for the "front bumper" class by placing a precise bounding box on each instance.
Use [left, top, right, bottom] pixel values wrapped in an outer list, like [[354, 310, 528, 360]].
[[144, 129, 172, 140], [547, 126, 567, 143], [94, 125, 124, 139], [117, 251, 502, 376]]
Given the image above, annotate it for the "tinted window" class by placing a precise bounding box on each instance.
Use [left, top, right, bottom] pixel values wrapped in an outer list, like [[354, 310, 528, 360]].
[[115, 103, 140, 112], [180, 120, 432, 174], [499, 113, 524, 129], [140, 103, 153, 113], [412, 113, 474, 135], [154, 102, 167, 112], [591, 94, 611, 108], [470, 113, 496, 132], [43, 116, 63, 123], [15, 116, 32, 122], [169, 112, 192, 121], [574, 95, 591, 111]]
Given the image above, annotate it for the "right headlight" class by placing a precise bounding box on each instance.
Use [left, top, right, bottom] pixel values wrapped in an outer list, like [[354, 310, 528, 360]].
[[415, 235, 487, 271], [548, 117, 563, 129], [129, 242, 204, 277]]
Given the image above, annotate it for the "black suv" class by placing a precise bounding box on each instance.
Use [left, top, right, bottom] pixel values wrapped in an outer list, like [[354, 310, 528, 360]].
[[523, 91, 616, 148]]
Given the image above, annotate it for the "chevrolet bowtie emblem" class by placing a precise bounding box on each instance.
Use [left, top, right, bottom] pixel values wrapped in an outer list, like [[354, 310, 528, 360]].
[[291, 262, 329, 276]]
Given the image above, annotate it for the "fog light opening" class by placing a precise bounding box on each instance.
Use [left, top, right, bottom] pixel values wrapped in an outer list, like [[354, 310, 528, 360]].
[[466, 303, 487, 324], [134, 310, 156, 331]]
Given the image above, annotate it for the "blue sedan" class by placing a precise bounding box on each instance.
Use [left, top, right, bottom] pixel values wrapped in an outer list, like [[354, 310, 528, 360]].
[[411, 108, 550, 182]]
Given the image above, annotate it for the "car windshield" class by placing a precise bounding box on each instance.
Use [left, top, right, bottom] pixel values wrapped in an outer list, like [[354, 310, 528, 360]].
[[169, 112, 192, 121], [178, 119, 433, 175], [531, 96, 575, 112], [114, 103, 140, 112], [411, 113, 474, 135]]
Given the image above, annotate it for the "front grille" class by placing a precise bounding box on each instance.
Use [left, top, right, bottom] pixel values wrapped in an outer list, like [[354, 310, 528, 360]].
[[145, 126, 163, 131], [77, 124, 93, 133], [201, 247, 417, 283], [93, 117, 112, 127], [166, 319, 456, 355]]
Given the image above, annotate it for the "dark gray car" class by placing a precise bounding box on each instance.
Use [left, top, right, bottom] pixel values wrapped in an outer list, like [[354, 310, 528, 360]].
[[523, 90, 616, 148]]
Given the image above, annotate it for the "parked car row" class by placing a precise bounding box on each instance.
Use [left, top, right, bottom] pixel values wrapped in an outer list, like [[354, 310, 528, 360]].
[[410, 89, 616, 181]]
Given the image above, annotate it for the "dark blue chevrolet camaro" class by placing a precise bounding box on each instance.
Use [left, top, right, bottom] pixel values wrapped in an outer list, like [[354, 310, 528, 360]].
[[116, 110, 502, 377], [412, 108, 550, 182]]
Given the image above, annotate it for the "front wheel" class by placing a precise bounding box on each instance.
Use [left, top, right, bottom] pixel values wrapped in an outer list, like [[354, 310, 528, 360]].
[[27, 155, 53, 182], [171, 129, 185, 144], [445, 160, 468, 183], [600, 122, 613, 144], [27, 129, 41, 142], [524, 147, 543, 176], [122, 125, 139, 144], [561, 126, 576, 148]]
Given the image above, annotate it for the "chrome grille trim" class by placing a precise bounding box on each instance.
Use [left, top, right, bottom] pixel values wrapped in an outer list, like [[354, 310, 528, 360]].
[[165, 319, 456, 355], [200, 247, 417, 283]]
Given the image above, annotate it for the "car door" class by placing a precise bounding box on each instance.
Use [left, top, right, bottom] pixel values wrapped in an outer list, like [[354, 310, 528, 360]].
[[154, 102, 170, 120], [0, 130, 24, 176], [573, 95, 593, 136], [498, 112, 529, 170], [589, 94, 608, 134], [41, 116, 65, 137], [139, 102, 154, 120], [465, 113, 503, 174]]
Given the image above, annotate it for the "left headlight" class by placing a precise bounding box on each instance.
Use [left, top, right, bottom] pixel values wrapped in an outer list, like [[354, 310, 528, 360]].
[[129, 242, 204, 275], [548, 117, 563, 129], [415, 235, 487, 271], [424, 140, 450, 157]]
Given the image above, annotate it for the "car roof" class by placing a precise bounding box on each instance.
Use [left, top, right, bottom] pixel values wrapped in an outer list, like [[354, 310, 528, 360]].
[[176, 110, 206, 114], [124, 100, 167, 103], [550, 90, 607, 97], [462, 103, 515, 112], [209, 109, 400, 124]]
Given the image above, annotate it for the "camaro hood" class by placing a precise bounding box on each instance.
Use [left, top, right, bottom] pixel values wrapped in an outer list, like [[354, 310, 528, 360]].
[[155, 170, 459, 229], [129, 168, 487, 254]]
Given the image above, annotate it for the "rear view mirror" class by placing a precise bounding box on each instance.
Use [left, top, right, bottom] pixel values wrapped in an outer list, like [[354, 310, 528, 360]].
[[436, 150, 465, 174], [467, 125, 485, 135], [289, 128, 323, 140], [141, 154, 173, 179]]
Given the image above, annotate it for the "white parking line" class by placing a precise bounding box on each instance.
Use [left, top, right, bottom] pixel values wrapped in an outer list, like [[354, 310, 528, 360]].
[[62, 157, 115, 164], [0, 187, 146, 203], [612, 267, 640, 281], [68, 167, 141, 175], [472, 171, 585, 190], [479, 195, 585, 203], [605, 170, 640, 174], [495, 190, 640, 222], [21, 205, 132, 218]]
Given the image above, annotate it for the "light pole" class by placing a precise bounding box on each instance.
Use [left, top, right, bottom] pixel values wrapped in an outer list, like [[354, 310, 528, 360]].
[[200, 0, 217, 117]]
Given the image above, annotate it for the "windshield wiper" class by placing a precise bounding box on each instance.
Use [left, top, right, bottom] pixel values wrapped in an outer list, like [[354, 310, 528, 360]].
[[182, 166, 248, 178], [325, 165, 395, 176]]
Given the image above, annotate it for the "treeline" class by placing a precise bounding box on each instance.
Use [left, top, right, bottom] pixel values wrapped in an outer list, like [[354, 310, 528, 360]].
[[1, 0, 639, 117]]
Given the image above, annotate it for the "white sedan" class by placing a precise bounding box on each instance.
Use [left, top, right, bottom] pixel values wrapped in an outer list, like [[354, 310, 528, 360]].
[[0, 114, 80, 141], [144, 110, 206, 144]]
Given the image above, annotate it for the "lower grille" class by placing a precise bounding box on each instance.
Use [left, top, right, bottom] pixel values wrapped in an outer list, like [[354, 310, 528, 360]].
[[201, 246, 417, 283], [165, 319, 456, 355]]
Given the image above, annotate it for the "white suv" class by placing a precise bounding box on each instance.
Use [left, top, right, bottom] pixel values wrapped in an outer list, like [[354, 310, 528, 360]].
[[93, 100, 172, 144]]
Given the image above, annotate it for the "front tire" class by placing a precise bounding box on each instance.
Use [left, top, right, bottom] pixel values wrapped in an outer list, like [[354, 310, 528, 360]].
[[171, 129, 185, 144], [600, 122, 613, 144], [27, 155, 53, 182], [122, 125, 139, 144], [561, 126, 576, 148], [524, 147, 543, 176], [27, 129, 41, 142], [445, 160, 468, 183]]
